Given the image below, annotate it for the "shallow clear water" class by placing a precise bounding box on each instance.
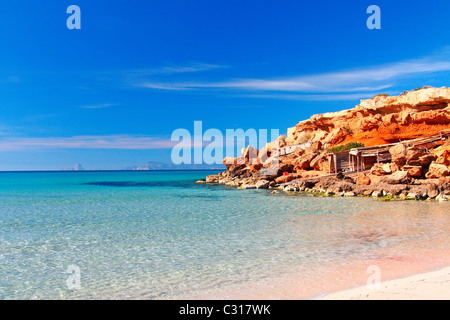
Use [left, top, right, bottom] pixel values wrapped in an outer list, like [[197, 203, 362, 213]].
[[0, 171, 449, 299]]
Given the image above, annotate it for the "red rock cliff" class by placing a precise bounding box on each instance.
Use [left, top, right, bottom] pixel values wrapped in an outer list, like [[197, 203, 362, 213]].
[[286, 87, 450, 148]]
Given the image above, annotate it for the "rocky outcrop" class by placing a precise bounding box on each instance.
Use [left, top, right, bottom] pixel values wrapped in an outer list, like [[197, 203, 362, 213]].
[[405, 147, 437, 166], [286, 87, 450, 148], [255, 180, 270, 189], [370, 163, 399, 176], [402, 165, 422, 178], [426, 163, 450, 179], [433, 144, 450, 166], [202, 87, 450, 201], [356, 173, 371, 185], [380, 170, 411, 185], [389, 144, 407, 167]]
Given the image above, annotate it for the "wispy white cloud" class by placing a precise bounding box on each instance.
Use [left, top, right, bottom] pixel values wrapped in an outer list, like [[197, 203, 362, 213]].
[[84, 62, 226, 91], [138, 83, 195, 91], [79, 103, 116, 109], [0, 133, 258, 152], [234, 92, 385, 101], [125, 62, 225, 78], [155, 62, 225, 75], [0, 135, 177, 151], [135, 56, 450, 100]]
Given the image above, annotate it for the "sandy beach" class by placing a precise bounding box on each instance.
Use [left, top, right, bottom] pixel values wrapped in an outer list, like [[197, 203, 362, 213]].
[[318, 266, 450, 300]]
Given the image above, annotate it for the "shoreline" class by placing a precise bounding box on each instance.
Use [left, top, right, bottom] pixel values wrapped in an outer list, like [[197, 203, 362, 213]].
[[317, 265, 450, 300], [202, 171, 450, 202], [179, 250, 450, 300], [202, 88, 450, 202]]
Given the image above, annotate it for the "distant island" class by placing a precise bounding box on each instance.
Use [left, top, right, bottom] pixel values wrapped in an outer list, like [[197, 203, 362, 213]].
[[58, 163, 86, 171], [73, 163, 85, 171]]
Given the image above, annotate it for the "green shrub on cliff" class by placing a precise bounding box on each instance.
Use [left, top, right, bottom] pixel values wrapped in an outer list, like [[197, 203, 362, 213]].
[[414, 86, 432, 91], [329, 142, 365, 153]]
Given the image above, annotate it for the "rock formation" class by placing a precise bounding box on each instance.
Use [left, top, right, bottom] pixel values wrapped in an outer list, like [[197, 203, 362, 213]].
[[201, 87, 450, 201], [286, 87, 450, 147]]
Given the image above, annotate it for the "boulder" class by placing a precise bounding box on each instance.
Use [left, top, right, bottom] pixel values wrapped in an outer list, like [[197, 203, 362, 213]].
[[426, 184, 440, 198], [227, 165, 247, 178], [225, 180, 240, 187], [437, 177, 450, 191], [381, 163, 393, 174], [425, 163, 450, 179], [294, 158, 312, 171], [228, 163, 246, 172], [370, 163, 388, 176], [239, 184, 256, 190], [279, 163, 294, 174], [380, 171, 411, 185], [314, 176, 339, 190], [281, 153, 297, 167], [255, 180, 270, 189], [367, 174, 384, 185], [223, 157, 237, 168], [249, 164, 262, 172], [235, 155, 246, 165], [406, 147, 437, 166], [241, 169, 253, 178], [356, 173, 371, 185], [309, 152, 328, 171], [259, 166, 282, 180], [257, 146, 271, 164], [389, 163, 400, 173], [372, 190, 383, 198], [402, 165, 422, 178], [371, 163, 401, 176], [407, 192, 419, 199], [284, 185, 298, 192], [318, 160, 330, 172], [436, 150, 450, 166], [206, 175, 221, 183], [384, 184, 408, 196], [241, 146, 259, 164], [275, 173, 302, 185], [262, 155, 279, 167], [292, 148, 314, 171], [332, 181, 356, 193], [389, 144, 407, 167]]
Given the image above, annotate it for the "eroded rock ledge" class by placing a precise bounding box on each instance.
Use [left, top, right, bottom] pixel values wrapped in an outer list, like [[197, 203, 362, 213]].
[[286, 86, 450, 147]]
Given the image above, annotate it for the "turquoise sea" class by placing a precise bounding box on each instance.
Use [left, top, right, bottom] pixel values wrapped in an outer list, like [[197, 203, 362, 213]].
[[0, 171, 449, 299]]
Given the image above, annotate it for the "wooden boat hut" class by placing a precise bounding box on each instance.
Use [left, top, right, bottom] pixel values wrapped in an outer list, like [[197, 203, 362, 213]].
[[327, 129, 450, 174]]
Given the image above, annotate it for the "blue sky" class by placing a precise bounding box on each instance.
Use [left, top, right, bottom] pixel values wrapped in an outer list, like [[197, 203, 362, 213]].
[[0, 0, 449, 170]]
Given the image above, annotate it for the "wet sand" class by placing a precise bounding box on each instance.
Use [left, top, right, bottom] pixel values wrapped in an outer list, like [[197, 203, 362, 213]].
[[181, 250, 450, 300], [318, 265, 450, 300]]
